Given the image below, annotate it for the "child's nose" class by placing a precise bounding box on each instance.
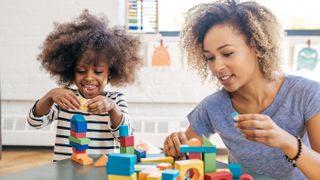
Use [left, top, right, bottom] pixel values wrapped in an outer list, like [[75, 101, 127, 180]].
[[84, 70, 95, 81]]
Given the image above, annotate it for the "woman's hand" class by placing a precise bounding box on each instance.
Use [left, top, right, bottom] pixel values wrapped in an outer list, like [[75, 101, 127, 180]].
[[49, 88, 80, 110], [87, 96, 115, 114], [234, 113, 292, 149], [163, 132, 188, 159]]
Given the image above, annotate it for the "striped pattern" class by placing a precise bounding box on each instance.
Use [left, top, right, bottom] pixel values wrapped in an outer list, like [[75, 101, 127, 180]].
[[27, 89, 134, 161]]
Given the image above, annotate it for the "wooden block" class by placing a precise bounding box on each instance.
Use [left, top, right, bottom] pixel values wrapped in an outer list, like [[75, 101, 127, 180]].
[[204, 153, 216, 173], [70, 142, 88, 151], [162, 169, 179, 180], [204, 171, 232, 180], [120, 125, 129, 136], [72, 147, 86, 154], [71, 153, 93, 165], [70, 131, 86, 138], [202, 135, 214, 147], [120, 146, 135, 154], [147, 171, 162, 180], [228, 163, 242, 178], [180, 145, 216, 153], [120, 136, 135, 147], [108, 153, 137, 164], [239, 173, 253, 180], [216, 168, 230, 172], [156, 163, 172, 170], [68, 136, 90, 145], [108, 173, 137, 180], [188, 152, 202, 160], [94, 154, 108, 167], [175, 159, 204, 180], [188, 138, 202, 146], [107, 162, 135, 176], [140, 156, 174, 164], [70, 120, 87, 132], [135, 149, 146, 162], [138, 168, 159, 180], [79, 98, 88, 111]]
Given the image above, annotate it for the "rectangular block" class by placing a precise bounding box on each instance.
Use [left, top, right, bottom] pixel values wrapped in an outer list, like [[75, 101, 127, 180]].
[[204, 153, 216, 173], [70, 131, 86, 138], [108, 173, 137, 180], [135, 149, 146, 162], [140, 156, 174, 164], [108, 153, 137, 164], [204, 172, 232, 180], [120, 146, 135, 154], [70, 142, 88, 151], [120, 136, 134, 147], [72, 147, 86, 154], [228, 163, 242, 178], [120, 125, 129, 136], [68, 136, 90, 145], [162, 169, 180, 180], [180, 145, 216, 153], [70, 120, 87, 132], [107, 162, 135, 176], [188, 152, 202, 160]]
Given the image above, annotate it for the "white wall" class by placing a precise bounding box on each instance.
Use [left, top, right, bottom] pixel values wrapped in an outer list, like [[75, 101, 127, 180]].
[[0, 0, 219, 148]]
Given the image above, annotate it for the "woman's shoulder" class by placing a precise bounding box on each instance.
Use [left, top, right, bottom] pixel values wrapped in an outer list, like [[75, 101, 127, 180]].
[[202, 88, 228, 105], [285, 75, 320, 90]]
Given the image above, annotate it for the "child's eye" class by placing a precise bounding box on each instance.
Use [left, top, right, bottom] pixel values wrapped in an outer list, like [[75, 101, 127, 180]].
[[94, 71, 103, 74], [76, 70, 86, 74]]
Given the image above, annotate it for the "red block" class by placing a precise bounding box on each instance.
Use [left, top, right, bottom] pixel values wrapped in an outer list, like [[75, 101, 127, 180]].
[[204, 171, 232, 180], [120, 136, 134, 147], [239, 173, 253, 180], [70, 131, 86, 138], [72, 147, 86, 154], [189, 152, 202, 160]]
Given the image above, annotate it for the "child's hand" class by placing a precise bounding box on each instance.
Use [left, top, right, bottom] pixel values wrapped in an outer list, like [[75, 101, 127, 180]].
[[163, 132, 188, 160], [49, 88, 81, 110], [87, 96, 115, 114], [234, 113, 291, 149]]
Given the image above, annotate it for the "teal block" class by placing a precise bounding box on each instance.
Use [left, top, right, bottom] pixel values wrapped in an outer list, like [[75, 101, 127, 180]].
[[228, 163, 242, 178], [108, 153, 137, 164], [180, 145, 216, 153], [120, 125, 129, 136], [162, 169, 179, 180]]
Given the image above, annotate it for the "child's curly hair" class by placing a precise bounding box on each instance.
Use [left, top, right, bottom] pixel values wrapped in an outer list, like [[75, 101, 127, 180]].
[[38, 10, 142, 87], [181, 0, 283, 81]]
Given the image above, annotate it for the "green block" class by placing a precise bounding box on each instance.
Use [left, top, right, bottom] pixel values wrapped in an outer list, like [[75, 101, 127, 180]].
[[120, 146, 135, 154], [204, 152, 216, 173], [68, 136, 90, 145], [202, 135, 214, 147]]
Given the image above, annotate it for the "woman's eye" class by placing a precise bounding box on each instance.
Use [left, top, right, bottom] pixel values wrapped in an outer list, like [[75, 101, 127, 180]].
[[204, 56, 215, 61], [223, 52, 234, 57]]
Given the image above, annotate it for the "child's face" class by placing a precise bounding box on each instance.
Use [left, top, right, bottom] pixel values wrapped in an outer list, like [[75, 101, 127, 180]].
[[202, 23, 260, 92], [74, 60, 109, 99]]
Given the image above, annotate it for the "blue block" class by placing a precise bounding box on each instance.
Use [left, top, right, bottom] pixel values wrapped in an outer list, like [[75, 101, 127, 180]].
[[228, 163, 242, 178], [70, 142, 88, 151], [135, 149, 146, 162], [180, 145, 216, 153], [108, 153, 137, 164], [119, 125, 129, 136], [71, 114, 86, 122], [106, 162, 134, 176], [231, 112, 239, 121], [70, 120, 87, 132], [162, 169, 180, 180]]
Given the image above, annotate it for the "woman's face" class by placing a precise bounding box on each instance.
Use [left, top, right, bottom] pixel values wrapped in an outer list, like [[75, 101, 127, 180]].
[[203, 23, 261, 92], [74, 57, 109, 99]]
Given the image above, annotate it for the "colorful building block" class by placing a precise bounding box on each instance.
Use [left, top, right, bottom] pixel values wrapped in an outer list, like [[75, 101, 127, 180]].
[[107, 162, 135, 176], [70, 131, 86, 138], [70, 142, 88, 151], [94, 154, 108, 167], [188, 138, 202, 146], [72, 147, 86, 154], [121, 146, 135, 154], [120, 124, 129, 136], [70, 120, 87, 132], [108, 153, 137, 164], [204, 152, 216, 173], [138, 168, 159, 180], [188, 152, 202, 160], [180, 145, 216, 153], [204, 171, 232, 180], [228, 163, 242, 178], [120, 136, 135, 147], [239, 173, 253, 180], [147, 171, 162, 180], [140, 156, 174, 164], [135, 149, 146, 162], [108, 173, 137, 180], [231, 112, 239, 121], [71, 153, 93, 165], [68, 136, 90, 145], [175, 159, 204, 180], [156, 163, 172, 170], [162, 169, 180, 180]]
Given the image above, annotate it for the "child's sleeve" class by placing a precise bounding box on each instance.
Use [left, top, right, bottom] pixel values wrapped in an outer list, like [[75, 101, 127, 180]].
[[108, 93, 134, 140], [27, 100, 59, 129]]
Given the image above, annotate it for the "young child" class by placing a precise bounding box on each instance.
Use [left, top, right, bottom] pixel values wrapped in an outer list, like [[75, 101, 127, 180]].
[[163, 1, 320, 179], [27, 10, 142, 161]]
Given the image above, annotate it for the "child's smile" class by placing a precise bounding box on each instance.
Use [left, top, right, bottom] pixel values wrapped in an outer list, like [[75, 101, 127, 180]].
[[74, 61, 109, 99]]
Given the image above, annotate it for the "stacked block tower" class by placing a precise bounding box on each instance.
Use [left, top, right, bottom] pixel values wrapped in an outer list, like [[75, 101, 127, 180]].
[[120, 125, 135, 154], [69, 114, 93, 165]]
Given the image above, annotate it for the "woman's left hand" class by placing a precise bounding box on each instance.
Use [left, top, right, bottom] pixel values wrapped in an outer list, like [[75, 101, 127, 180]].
[[234, 113, 291, 149], [87, 96, 115, 114]]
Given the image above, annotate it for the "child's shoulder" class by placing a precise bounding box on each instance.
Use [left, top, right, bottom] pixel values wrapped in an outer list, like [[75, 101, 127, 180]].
[[104, 91, 125, 99]]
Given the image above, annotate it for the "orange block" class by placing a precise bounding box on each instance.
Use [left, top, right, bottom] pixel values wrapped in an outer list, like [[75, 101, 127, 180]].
[[94, 154, 108, 167], [138, 168, 159, 180], [156, 163, 172, 170], [204, 171, 232, 180], [188, 138, 202, 146], [71, 153, 93, 165]]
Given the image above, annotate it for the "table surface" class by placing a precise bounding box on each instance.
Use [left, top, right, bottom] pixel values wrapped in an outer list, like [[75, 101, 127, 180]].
[[1, 156, 274, 180]]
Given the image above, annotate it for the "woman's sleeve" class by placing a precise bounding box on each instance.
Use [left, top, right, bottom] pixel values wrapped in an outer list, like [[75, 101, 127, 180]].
[[304, 81, 320, 122], [27, 100, 59, 129], [187, 99, 214, 137]]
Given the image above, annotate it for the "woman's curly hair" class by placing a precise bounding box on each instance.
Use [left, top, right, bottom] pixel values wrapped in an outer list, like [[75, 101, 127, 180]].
[[38, 10, 142, 87], [181, 0, 283, 81]]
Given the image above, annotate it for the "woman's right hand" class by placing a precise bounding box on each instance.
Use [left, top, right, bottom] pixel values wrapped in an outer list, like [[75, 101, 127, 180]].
[[49, 88, 81, 110], [163, 131, 188, 159]]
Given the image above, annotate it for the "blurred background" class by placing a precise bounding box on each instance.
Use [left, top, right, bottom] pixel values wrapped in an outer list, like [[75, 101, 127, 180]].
[[0, 0, 320, 154]]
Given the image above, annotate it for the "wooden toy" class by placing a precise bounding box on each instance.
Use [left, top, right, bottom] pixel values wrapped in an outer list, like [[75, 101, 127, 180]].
[[204, 171, 232, 180], [120, 124, 129, 136], [156, 163, 172, 170], [138, 168, 159, 180], [108, 173, 137, 180], [175, 159, 204, 180], [239, 173, 254, 180], [94, 154, 108, 167], [147, 171, 162, 180], [162, 169, 180, 180], [228, 164, 242, 178], [121, 146, 135, 154], [120, 136, 135, 146], [140, 156, 174, 164]]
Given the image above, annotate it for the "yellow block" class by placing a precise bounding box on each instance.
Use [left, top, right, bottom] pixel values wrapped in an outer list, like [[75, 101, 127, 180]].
[[108, 173, 137, 180], [175, 159, 204, 180], [140, 156, 174, 164], [216, 168, 230, 172], [79, 97, 88, 111]]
